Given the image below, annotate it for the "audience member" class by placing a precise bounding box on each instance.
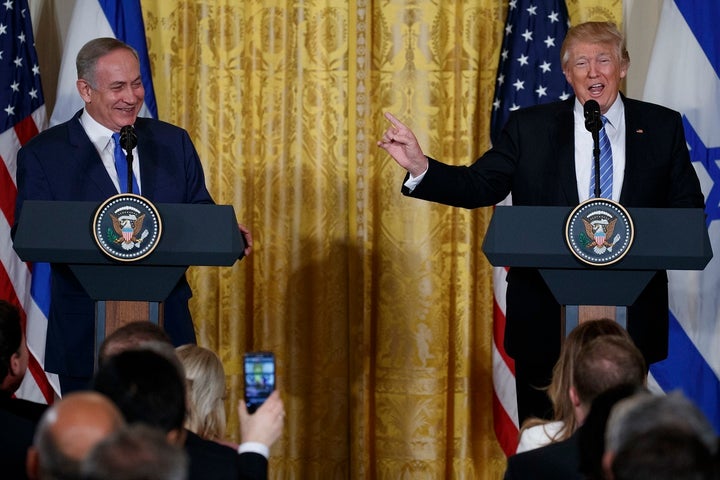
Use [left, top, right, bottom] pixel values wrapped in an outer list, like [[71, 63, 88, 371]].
[[93, 347, 284, 480], [26, 391, 125, 480], [603, 390, 718, 480], [0, 299, 49, 478], [0, 299, 48, 419], [576, 384, 647, 480], [516, 318, 631, 453], [176, 344, 235, 448], [612, 427, 716, 480], [98, 320, 172, 365], [81, 423, 188, 480], [503, 335, 646, 479]]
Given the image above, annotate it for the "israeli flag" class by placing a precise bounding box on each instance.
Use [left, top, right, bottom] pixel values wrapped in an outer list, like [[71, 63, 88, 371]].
[[50, 0, 157, 125], [642, 0, 720, 430]]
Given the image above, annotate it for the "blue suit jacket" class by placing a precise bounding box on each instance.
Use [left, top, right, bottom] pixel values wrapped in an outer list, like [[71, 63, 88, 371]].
[[14, 110, 214, 378]]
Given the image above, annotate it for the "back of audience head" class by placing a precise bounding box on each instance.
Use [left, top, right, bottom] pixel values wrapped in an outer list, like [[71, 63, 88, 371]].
[[604, 390, 718, 478], [98, 321, 172, 365], [26, 391, 125, 480], [92, 348, 187, 446], [0, 299, 28, 395], [577, 383, 647, 480], [81, 423, 188, 480], [611, 426, 717, 480], [520, 318, 633, 441], [570, 335, 646, 425], [175, 344, 227, 441]]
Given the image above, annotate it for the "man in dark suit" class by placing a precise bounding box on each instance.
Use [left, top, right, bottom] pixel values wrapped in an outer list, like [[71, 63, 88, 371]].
[[12, 37, 252, 393], [377, 21, 704, 424], [0, 299, 47, 479], [503, 336, 646, 479]]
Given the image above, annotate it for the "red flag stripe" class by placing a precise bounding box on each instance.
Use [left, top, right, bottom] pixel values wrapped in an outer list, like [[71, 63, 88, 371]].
[[0, 154, 16, 226], [14, 113, 40, 146]]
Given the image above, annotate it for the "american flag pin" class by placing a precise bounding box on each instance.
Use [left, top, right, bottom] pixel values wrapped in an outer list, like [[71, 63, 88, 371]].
[[636, 129, 644, 133]]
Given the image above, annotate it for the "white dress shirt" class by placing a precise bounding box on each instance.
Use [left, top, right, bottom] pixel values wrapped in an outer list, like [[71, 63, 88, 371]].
[[79, 110, 142, 194]]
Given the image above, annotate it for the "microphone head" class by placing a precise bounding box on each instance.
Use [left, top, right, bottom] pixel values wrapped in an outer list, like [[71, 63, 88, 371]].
[[583, 100, 601, 132], [119, 125, 138, 151]]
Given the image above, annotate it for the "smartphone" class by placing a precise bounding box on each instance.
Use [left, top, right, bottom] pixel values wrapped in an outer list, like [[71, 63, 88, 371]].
[[243, 351, 276, 414]]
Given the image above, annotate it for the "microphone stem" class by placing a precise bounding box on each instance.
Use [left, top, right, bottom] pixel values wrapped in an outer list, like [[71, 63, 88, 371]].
[[126, 151, 134, 194], [592, 129, 600, 198]]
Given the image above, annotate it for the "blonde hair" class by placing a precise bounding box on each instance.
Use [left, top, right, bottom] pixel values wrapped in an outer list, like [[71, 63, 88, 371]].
[[519, 318, 633, 442], [560, 21, 630, 69], [175, 344, 227, 440]]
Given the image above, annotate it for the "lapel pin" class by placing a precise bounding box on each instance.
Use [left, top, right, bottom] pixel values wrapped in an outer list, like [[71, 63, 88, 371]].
[[636, 129, 644, 133]]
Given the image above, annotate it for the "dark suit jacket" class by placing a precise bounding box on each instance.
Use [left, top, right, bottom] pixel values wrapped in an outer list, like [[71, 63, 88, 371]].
[[0, 396, 46, 480], [504, 430, 582, 480], [185, 430, 268, 480], [13, 110, 214, 379], [405, 96, 704, 364]]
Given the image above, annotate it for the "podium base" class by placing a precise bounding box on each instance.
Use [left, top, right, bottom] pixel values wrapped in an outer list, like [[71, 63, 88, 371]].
[[94, 300, 163, 368], [562, 305, 627, 338]]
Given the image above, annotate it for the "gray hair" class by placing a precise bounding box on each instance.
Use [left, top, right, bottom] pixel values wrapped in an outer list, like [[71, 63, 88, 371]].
[[82, 424, 188, 480], [76, 37, 139, 87], [605, 391, 717, 455]]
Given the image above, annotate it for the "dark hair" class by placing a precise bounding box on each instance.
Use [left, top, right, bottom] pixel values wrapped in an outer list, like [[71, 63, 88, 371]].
[[0, 300, 22, 383], [82, 424, 188, 480], [93, 349, 186, 433], [98, 321, 172, 366], [572, 335, 646, 405]]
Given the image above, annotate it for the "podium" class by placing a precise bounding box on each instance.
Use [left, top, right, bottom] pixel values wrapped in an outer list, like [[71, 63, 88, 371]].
[[482, 206, 712, 334], [13, 200, 245, 361]]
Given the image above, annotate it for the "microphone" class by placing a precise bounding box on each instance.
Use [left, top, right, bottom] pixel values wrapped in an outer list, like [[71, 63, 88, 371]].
[[583, 99, 601, 133], [583, 100, 602, 198], [119, 125, 137, 152], [118, 125, 137, 194]]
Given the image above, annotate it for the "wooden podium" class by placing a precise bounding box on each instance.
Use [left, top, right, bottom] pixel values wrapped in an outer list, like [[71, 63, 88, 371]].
[[13, 200, 245, 362], [482, 206, 712, 336]]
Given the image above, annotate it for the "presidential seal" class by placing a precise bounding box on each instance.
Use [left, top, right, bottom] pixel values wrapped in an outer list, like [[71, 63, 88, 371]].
[[93, 194, 162, 262], [565, 198, 634, 266]]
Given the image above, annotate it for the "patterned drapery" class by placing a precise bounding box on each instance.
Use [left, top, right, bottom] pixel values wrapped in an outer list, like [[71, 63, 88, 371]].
[[143, 1, 620, 477]]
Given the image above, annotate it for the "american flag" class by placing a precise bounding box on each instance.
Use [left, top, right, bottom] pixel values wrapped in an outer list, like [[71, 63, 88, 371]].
[[489, 0, 570, 456], [0, 0, 58, 402]]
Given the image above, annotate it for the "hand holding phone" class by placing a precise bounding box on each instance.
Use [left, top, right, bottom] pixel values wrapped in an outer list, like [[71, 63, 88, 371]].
[[243, 351, 275, 414]]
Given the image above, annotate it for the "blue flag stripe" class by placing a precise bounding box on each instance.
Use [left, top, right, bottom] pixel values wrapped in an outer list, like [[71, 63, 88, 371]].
[[650, 312, 720, 432], [97, 0, 158, 118], [674, 0, 720, 80]]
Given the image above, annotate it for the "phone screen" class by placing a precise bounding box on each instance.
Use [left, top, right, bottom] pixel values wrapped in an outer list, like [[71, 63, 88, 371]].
[[243, 351, 275, 414]]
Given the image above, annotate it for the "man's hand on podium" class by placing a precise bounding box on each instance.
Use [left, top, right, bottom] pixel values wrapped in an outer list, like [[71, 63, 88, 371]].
[[238, 223, 253, 257]]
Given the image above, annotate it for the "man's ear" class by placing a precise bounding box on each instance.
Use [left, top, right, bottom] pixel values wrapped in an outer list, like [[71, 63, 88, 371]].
[[569, 386, 581, 408], [166, 427, 187, 447], [10, 351, 22, 376], [76, 79, 92, 102], [26, 446, 39, 480], [602, 450, 615, 480]]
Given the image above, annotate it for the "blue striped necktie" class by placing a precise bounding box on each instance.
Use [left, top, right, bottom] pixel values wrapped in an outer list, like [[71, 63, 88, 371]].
[[113, 132, 140, 194], [590, 116, 612, 199]]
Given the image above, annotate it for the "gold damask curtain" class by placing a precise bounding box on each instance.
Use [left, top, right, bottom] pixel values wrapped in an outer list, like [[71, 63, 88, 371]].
[[142, 1, 620, 478]]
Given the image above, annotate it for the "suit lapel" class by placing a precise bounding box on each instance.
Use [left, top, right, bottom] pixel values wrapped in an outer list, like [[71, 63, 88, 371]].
[[67, 111, 118, 197], [556, 99, 580, 205], [135, 119, 159, 199], [620, 97, 644, 204]]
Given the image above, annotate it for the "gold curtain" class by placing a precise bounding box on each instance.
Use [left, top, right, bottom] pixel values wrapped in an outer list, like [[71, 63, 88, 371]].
[[142, 1, 620, 478]]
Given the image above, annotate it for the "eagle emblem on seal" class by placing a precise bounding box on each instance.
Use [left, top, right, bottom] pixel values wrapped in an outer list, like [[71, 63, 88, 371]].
[[582, 216, 620, 254], [110, 213, 148, 250]]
